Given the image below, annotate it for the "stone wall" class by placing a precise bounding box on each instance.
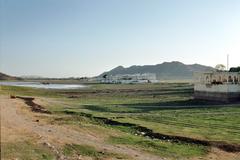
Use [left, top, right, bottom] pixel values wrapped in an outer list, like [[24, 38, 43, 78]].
[[194, 91, 240, 102], [194, 84, 240, 93]]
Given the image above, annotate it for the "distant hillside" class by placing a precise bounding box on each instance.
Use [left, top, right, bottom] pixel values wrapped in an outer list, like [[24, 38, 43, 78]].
[[0, 72, 22, 80], [99, 61, 214, 80]]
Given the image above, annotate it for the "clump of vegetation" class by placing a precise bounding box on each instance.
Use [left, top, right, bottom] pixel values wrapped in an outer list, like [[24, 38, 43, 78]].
[[63, 144, 101, 157], [229, 66, 240, 72], [63, 143, 128, 159], [1, 141, 55, 160], [108, 136, 208, 159]]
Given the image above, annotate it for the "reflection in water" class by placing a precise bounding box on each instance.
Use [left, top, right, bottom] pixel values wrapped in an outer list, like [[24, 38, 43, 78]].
[[0, 81, 87, 89]]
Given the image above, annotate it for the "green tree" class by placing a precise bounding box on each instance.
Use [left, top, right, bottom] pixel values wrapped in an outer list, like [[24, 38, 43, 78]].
[[215, 64, 226, 71], [229, 67, 240, 72]]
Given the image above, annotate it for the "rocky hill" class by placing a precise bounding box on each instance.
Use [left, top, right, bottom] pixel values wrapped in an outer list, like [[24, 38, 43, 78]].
[[0, 72, 22, 80], [99, 61, 214, 80]]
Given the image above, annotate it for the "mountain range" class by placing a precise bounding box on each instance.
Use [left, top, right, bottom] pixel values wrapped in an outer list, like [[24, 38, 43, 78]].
[[1, 62, 215, 81], [99, 61, 214, 80]]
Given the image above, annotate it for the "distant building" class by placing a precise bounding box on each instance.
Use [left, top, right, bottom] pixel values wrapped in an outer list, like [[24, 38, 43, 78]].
[[194, 71, 240, 102], [100, 73, 158, 84]]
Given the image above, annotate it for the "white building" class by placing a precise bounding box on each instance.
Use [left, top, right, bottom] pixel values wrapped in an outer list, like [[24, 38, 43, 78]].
[[194, 71, 240, 102], [101, 73, 158, 84]]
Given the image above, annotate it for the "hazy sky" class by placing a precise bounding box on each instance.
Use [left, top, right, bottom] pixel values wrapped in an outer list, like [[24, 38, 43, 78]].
[[0, 0, 240, 77]]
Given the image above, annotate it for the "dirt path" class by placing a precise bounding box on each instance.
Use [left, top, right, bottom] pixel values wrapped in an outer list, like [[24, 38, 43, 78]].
[[0, 95, 162, 160]]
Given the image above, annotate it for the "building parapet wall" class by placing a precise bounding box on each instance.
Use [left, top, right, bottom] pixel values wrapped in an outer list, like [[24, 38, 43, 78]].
[[194, 72, 240, 85]]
